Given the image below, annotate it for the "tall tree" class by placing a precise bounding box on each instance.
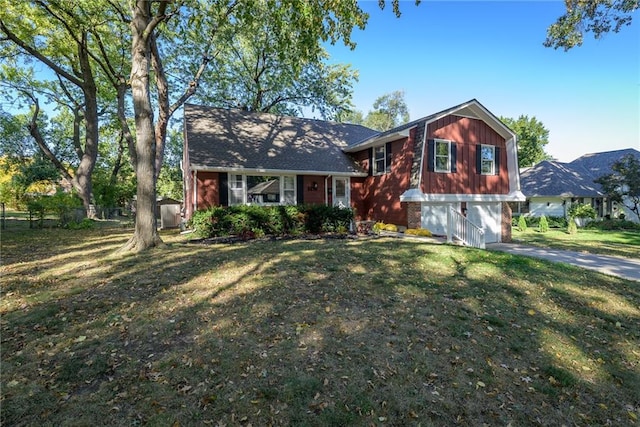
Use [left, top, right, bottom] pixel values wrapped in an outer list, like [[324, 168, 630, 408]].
[[0, 2, 133, 217], [1, 10, 100, 216], [545, 0, 638, 50], [500, 115, 553, 168], [594, 154, 640, 221], [340, 90, 410, 131]]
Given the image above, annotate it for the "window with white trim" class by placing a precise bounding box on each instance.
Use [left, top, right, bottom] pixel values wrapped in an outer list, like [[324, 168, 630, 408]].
[[229, 174, 244, 205], [371, 142, 392, 175], [480, 145, 496, 175], [435, 140, 451, 172], [282, 176, 295, 204], [374, 146, 386, 174], [229, 174, 296, 206]]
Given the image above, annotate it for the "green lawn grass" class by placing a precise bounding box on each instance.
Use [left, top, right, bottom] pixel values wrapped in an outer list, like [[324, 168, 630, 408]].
[[1, 227, 639, 426], [512, 227, 640, 259]]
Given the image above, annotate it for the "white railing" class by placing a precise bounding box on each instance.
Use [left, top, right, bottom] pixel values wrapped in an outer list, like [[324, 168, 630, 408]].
[[447, 206, 485, 249]]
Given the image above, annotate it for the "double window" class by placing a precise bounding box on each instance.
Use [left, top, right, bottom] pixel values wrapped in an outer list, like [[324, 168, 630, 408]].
[[228, 174, 296, 206]]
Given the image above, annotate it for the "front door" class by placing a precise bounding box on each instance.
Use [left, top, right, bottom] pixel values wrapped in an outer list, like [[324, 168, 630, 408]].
[[333, 177, 350, 208]]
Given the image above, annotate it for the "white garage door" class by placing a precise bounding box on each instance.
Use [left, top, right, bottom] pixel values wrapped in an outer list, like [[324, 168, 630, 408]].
[[421, 203, 460, 236], [467, 202, 501, 243]]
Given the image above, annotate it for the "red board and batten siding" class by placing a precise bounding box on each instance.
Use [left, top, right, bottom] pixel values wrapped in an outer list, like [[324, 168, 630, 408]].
[[422, 115, 509, 195], [350, 129, 416, 225]]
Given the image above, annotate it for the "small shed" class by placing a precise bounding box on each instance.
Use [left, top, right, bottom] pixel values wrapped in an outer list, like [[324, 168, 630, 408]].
[[157, 198, 182, 229]]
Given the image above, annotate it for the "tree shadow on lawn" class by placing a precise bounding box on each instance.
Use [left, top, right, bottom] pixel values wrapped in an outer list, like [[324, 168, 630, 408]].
[[1, 232, 638, 426]]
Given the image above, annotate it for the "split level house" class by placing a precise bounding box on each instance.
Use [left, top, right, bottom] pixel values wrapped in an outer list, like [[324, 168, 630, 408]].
[[182, 99, 526, 245], [517, 148, 640, 222]]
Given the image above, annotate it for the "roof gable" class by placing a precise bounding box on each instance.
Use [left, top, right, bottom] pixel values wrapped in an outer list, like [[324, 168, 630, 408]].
[[345, 98, 515, 152], [184, 104, 379, 174]]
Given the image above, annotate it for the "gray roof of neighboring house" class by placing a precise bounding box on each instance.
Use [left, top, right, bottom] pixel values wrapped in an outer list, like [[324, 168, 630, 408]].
[[184, 103, 379, 174], [520, 148, 640, 198], [569, 148, 640, 178], [520, 160, 604, 197]]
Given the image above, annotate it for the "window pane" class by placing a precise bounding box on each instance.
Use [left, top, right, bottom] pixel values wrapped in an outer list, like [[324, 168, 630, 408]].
[[481, 146, 494, 161], [247, 176, 279, 204], [436, 157, 449, 172], [335, 179, 346, 198], [436, 141, 449, 156]]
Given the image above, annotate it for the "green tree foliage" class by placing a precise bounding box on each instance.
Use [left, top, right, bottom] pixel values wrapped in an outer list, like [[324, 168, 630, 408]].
[[544, 0, 638, 51], [500, 115, 553, 167], [342, 90, 411, 131], [594, 154, 640, 221], [517, 215, 528, 232], [567, 217, 578, 234], [567, 203, 597, 221], [538, 214, 549, 233]]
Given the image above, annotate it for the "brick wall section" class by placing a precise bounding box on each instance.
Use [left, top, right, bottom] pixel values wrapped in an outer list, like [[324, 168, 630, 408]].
[[407, 202, 421, 229], [196, 171, 220, 211], [501, 201, 512, 243]]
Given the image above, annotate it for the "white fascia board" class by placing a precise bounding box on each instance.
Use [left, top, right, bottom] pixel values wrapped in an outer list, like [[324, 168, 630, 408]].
[[343, 128, 413, 153], [506, 137, 522, 193], [190, 165, 368, 177], [400, 190, 526, 203]]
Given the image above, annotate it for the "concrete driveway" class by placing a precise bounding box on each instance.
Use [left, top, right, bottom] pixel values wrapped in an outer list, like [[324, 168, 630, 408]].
[[487, 243, 640, 282]]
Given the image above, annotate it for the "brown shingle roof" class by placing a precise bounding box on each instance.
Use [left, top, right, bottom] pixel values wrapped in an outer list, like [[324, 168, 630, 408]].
[[184, 104, 379, 174]]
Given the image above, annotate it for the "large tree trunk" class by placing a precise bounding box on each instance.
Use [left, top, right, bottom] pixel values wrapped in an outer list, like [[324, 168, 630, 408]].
[[78, 34, 99, 219], [119, 0, 164, 252]]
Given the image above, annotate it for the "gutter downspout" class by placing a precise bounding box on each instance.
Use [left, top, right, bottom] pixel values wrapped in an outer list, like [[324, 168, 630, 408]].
[[193, 169, 198, 215], [325, 175, 331, 206]]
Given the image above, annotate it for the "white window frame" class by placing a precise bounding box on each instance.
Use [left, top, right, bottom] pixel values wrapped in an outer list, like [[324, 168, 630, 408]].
[[229, 174, 296, 206], [229, 174, 245, 205], [480, 144, 496, 175], [373, 146, 386, 175], [434, 139, 451, 173]]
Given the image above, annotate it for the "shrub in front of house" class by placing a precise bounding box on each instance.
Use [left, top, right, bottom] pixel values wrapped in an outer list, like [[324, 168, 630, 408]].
[[585, 219, 640, 231], [538, 215, 549, 233], [188, 205, 354, 238], [405, 228, 432, 237], [513, 215, 567, 229], [517, 215, 527, 232], [567, 218, 578, 235]]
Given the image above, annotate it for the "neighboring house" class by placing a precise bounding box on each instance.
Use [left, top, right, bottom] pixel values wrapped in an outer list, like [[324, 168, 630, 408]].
[[183, 99, 525, 244], [517, 148, 640, 222]]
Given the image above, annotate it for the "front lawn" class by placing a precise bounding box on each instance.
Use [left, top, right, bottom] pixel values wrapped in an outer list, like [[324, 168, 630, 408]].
[[512, 228, 640, 258], [1, 227, 639, 426]]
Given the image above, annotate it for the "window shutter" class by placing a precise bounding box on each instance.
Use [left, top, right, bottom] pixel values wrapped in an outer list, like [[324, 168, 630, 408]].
[[368, 147, 373, 175], [296, 175, 304, 204], [494, 147, 501, 175], [385, 141, 392, 172], [219, 173, 229, 206], [476, 144, 482, 174], [451, 143, 457, 173], [427, 139, 435, 172]]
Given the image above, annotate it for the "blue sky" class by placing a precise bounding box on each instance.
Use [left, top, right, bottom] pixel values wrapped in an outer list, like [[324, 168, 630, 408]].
[[322, 1, 640, 163]]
